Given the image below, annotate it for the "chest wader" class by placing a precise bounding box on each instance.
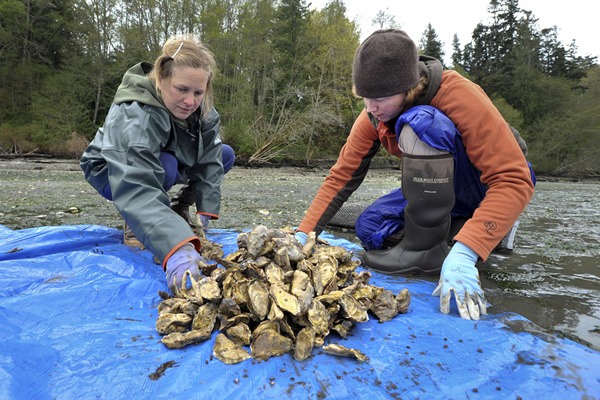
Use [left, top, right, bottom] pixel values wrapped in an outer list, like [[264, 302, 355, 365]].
[[170, 183, 197, 229], [361, 153, 455, 275]]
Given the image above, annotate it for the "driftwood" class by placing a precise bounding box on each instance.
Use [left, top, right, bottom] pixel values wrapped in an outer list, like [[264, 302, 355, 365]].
[[0, 153, 53, 159]]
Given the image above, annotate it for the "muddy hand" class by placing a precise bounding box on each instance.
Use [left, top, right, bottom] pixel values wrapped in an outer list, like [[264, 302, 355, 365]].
[[432, 242, 488, 320]]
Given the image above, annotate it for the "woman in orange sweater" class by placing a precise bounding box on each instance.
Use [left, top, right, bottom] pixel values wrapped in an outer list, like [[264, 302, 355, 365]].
[[294, 29, 535, 320]]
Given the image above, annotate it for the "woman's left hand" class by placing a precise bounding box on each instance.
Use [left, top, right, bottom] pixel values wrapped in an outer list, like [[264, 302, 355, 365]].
[[432, 242, 488, 320]]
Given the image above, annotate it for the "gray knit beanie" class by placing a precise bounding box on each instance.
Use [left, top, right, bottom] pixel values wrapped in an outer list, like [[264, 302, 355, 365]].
[[352, 29, 419, 98]]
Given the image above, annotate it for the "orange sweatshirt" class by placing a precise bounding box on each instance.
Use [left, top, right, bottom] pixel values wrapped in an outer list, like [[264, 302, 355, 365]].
[[297, 70, 534, 261]]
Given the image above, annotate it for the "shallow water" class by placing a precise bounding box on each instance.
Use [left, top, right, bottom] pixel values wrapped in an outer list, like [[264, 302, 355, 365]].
[[1, 160, 599, 350], [482, 179, 600, 349]]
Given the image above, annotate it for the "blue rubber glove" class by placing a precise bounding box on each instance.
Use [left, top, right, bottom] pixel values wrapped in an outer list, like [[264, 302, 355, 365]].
[[294, 231, 308, 245], [199, 214, 210, 230], [165, 243, 204, 296], [432, 242, 488, 320]]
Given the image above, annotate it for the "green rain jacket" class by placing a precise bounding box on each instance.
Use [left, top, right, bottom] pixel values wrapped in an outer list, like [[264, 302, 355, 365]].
[[80, 62, 224, 267]]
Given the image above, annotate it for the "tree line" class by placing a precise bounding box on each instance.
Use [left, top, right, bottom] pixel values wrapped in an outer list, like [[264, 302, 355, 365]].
[[0, 0, 598, 176]]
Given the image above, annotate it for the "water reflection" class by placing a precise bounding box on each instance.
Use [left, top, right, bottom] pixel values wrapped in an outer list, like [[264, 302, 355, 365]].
[[483, 179, 600, 350]]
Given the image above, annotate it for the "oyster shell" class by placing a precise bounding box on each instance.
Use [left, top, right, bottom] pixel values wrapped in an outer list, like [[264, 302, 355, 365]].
[[264, 262, 286, 286], [219, 313, 251, 331], [156, 313, 193, 335], [155, 225, 411, 364], [396, 288, 411, 314], [290, 270, 314, 313], [224, 322, 251, 346], [311, 254, 338, 296], [331, 319, 353, 338], [221, 269, 250, 305], [240, 225, 271, 257], [307, 299, 329, 336], [294, 326, 316, 361], [213, 333, 251, 364], [267, 301, 285, 321], [247, 279, 271, 320], [194, 276, 222, 302], [301, 231, 317, 257], [218, 297, 241, 317], [161, 328, 211, 349], [270, 283, 301, 316], [322, 343, 369, 362], [251, 329, 293, 361], [273, 237, 304, 263], [191, 302, 218, 334], [339, 293, 369, 323], [157, 297, 199, 316], [371, 288, 399, 322], [198, 236, 224, 262]]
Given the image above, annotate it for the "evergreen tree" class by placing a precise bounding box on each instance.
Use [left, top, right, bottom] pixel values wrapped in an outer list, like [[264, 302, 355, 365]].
[[419, 23, 445, 66], [470, 0, 521, 96], [0, 0, 598, 174], [272, 0, 311, 98], [451, 34, 463, 69], [0, 0, 75, 124]]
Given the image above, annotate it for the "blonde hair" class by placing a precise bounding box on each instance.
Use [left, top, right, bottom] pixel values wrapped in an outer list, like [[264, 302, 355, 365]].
[[149, 34, 218, 119], [403, 74, 428, 108]]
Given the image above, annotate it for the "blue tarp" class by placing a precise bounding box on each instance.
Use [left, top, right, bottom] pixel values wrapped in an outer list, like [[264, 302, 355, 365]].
[[1, 224, 598, 400]]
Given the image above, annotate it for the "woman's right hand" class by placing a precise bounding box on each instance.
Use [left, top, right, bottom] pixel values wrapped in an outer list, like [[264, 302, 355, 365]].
[[294, 231, 308, 245]]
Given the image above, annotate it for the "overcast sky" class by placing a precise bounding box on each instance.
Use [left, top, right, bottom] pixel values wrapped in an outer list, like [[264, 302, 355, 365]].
[[309, 0, 599, 63]]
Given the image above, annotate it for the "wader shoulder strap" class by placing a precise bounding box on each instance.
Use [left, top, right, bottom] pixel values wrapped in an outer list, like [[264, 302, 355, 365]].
[[509, 125, 529, 156]]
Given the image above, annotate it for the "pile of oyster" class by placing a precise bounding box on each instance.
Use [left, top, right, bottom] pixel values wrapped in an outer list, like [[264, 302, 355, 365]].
[[155, 225, 410, 364]]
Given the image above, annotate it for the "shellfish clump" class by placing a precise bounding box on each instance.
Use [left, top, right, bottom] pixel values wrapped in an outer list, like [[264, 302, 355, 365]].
[[155, 225, 410, 364]]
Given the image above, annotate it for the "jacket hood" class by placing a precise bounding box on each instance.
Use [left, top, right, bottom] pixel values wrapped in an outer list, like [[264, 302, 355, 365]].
[[113, 62, 166, 110], [414, 55, 443, 106]]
